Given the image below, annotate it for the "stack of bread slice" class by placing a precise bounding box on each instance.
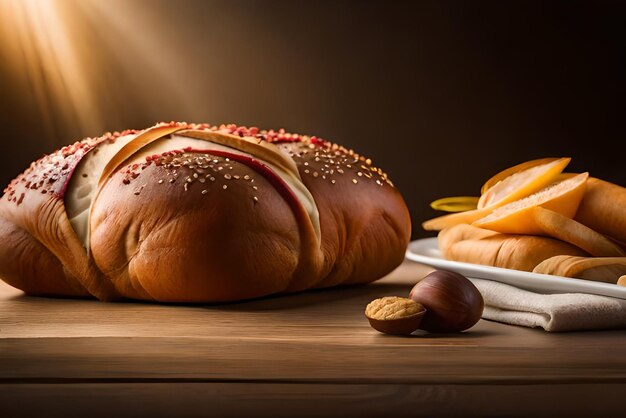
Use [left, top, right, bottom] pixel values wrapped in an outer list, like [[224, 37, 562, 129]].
[[423, 158, 626, 285]]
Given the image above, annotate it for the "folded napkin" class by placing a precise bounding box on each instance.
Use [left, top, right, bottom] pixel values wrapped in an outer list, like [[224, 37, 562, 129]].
[[472, 278, 626, 332]]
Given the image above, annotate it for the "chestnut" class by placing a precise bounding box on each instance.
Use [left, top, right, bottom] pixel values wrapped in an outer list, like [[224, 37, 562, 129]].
[[409, 270, 484, 333]]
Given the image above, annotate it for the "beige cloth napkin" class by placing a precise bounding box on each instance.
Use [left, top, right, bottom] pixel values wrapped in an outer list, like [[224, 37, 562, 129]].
[[472, 278, 626, 332]]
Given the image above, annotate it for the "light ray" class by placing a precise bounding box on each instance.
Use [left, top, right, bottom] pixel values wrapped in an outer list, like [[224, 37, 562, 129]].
[[0, 0, 103, 140], [0, 0, 195, 143]]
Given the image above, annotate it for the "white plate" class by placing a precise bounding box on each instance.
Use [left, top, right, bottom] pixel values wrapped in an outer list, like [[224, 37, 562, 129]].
[[405, 238, 626, 300]]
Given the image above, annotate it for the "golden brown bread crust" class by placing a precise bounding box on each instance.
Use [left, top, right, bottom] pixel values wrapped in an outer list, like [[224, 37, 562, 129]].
[[277, 141, 410, 290], [0, 130, 136, 300], [0, 123, 411, 302], [90, 151, 305, 302], [574, 177, 626, 244], [531, 206, 624, 257], [0, 216, 88, 297], [439, 224, 588, 272], [533, 255, 626, 283]]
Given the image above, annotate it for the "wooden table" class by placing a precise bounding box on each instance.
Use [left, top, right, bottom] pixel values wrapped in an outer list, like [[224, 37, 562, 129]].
[[1, 261, 625, 417]]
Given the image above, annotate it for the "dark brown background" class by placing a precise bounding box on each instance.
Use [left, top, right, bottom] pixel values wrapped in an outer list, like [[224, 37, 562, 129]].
[[0, 0, 624, 238]]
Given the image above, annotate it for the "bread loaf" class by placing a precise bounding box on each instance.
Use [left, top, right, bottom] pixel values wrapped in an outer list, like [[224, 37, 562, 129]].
[[0, 123, 411, 302], [438, 224, 588, 272], [574, 177, 626, 245], [533, 256, 626, 283]]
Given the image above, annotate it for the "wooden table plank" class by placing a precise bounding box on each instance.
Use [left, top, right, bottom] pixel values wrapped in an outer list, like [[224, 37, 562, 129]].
[[2, 382, 625, 418], [2, 334, 625, 384]]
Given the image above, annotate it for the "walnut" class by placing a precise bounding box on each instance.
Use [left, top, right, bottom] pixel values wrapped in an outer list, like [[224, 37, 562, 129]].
[[364, 297, 426, 335]]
